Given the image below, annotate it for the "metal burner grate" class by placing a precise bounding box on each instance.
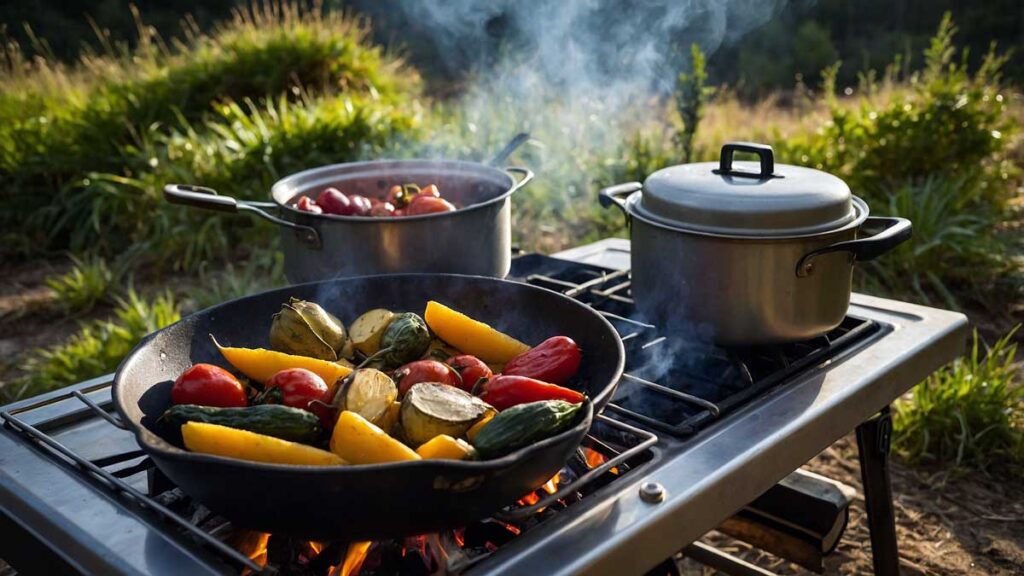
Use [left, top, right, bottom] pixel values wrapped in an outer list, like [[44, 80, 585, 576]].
[[510, 254, 884, 437]]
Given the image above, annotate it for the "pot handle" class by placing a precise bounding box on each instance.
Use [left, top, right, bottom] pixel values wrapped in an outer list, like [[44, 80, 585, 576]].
[[490, 132, 531, 166], [598, 182, 642, 223], [504, 167, 535, 192], [796, 216, 912, 277], [164, 184, 322, 249], [716, 142, 777, 179]]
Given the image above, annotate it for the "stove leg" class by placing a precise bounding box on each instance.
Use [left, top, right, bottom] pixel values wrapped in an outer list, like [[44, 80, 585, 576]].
[[855, 405, 899, 576]]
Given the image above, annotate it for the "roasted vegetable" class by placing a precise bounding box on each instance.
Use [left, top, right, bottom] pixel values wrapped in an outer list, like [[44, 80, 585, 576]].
[[475, 375, 585, 410], [394, 360, 462, 396], [269, 298, 348, 361], [182, 421, 345, 466], [262, 368, 333, 427], [171, 363, 248, 407], [361, 313, 431, 370], [163, 404, 321, 443], [338, 369, 398, 426], [424, 338, 460, 362], [465, 411, 495, 442], [330, 410, 421, 464], [213, 336, 351, 392], [401, 382, 493, 447], [415, 435, 476, 460], [377, 401, 402, 434], [472, 400, 583, 458], [503, 336, 582, 385], [349, 309, 395, 355], [423, 301, 530, 363], [446, 355, 493, 392]]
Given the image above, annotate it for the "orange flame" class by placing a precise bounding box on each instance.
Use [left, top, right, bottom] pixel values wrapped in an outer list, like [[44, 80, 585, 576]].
[[583, 447, 618, 474], [332, 541, 372, 576], [233, 531, 270, 574]]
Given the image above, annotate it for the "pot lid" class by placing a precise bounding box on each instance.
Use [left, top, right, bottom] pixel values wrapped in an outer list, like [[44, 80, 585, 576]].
[[637, 142, 856, 237]]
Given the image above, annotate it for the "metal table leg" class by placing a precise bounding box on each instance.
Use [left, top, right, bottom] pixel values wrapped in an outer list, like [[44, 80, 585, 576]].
[[855, 405, 899, 576]]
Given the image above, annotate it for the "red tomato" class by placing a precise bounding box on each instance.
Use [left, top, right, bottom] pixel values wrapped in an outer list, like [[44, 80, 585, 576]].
[[370, 201, 396, 217], [295, 196, 322, 214], [446, 355, 493, 392], [264, 368, 333, 426], [406, 195, 456, 215], [317, 187, 354, 215], [349, 194, 373, 216], [394, 360, 462, 396], [172, 364, 248, 407], [417, 184, 441, 198], [503, 336, 581, 385]]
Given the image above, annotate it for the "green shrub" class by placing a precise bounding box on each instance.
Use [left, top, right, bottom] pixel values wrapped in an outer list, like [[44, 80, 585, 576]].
[[190, 249, 287, 311], [894, 327, 1024, 475], [46, 254, 117, 313], [3, 290, 180, 401]]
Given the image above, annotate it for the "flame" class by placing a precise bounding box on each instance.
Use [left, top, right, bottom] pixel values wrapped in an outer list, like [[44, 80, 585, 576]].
[[334, 541, 372, 576], [308, 541, 324, 555], [233, 531, 270, 574], [583, 446, 618, 474], [541, 472, 560, 494], [453, 528, 466, 548]]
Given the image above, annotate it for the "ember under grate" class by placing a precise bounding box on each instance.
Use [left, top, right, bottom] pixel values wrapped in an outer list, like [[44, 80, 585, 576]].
[[509, 254, 883, 437]]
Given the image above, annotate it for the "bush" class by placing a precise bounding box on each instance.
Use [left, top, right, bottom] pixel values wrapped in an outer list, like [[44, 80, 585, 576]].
[[894, 328, 1024, 475], [2, 290, 180, 401], [46, 254, 118, 313]]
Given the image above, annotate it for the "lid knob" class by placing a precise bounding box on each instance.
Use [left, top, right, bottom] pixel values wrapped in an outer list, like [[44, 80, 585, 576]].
[[716, 142, 775, 179]]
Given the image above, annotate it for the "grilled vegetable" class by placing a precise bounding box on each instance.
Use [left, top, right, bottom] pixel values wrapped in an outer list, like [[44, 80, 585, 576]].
[[262, 368, 333, 427], [415, 435, 477, 460], [163, 404, 321, 443], [269, 298, 348, 361], [401, 382, 493, 447], [171, 364, 248, 407], [472, 400, 583, 458], [446, 355, 493, 392], [377, 401, 402, 435], [349, 309, 395, 355], [503, 336, 581, 385], [465, 411, 495, 442], [394, 360, 462, 396], [182, 422, 345, 466], [338, 369, 398, 426], [423, 301, 530, 363], [424, 338, 460, 362], [475, 375, 585, 411], [330, 410, 421, 464], [213, 336, 351, 392], [361, 313, 431, 370]]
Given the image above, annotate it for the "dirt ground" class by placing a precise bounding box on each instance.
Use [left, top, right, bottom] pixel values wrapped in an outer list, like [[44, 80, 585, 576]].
[[2, 259, 1023, 575]]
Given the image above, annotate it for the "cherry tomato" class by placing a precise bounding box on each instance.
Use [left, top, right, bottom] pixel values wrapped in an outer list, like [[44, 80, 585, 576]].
[[317, 187, 354, 215], [264, 368, 333, 426], [295, 196, 322, 214], [416, 184, 441, 198], [385, 185, 405, 205], [446, 355, 493, 392], [503, 336, 581, 385], [406, 195, 456, 215], [349, 194, 373, 216], [394, 360, 462, 396], [393, 208, 406, 217], [172, 364, 248, 407], [370, 201, 396, 217]]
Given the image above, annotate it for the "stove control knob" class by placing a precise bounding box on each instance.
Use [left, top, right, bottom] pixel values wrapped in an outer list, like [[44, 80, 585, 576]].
[[639, 481, 666, 503]]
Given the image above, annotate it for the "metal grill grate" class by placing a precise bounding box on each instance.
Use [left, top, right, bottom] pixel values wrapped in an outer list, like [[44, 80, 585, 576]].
[[511, 254, 883, 437]]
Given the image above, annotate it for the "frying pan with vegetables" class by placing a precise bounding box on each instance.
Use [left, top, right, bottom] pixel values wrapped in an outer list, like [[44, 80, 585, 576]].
[[113, 274, 624, 540]]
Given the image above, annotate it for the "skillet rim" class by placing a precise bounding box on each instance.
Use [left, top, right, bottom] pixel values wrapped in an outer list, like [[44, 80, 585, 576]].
[[112, 273, 624, 474]]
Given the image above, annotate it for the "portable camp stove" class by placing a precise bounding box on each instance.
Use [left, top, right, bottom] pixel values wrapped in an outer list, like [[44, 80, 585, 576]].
[[0, 239, 968, 576]]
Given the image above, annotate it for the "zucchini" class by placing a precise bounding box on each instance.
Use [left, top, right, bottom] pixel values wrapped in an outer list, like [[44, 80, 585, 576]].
[[361, 312, 432, 370], [338, 369, 398, 426], [162, 404, 321, 444], [401, 382, 493, 447], [471, 400, 583, 458], [349, 309, 395, 355]]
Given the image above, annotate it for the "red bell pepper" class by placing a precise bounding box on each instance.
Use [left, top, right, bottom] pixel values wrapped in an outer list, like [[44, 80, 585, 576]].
[[475, 374, 585, 410], [503, 336, 581, 385]]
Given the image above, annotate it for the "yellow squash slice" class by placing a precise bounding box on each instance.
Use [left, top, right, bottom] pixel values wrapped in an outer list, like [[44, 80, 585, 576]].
[[330, 410, 421, 464], [182, 422, 345, 466], [423, 301, 530, 364]]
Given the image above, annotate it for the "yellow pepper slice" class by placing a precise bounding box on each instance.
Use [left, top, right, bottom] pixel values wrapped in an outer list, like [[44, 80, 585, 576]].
[[330, 410, 421, 464], [213, 336, 351, 393], [415, 434, 476, 460], [423, 301, 530, 364], [182, 422, 345, 466]]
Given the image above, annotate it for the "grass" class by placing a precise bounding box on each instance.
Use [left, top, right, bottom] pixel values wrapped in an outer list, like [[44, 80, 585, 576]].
[[894, 328, 1024, 475], [45, 254, 117, 314]]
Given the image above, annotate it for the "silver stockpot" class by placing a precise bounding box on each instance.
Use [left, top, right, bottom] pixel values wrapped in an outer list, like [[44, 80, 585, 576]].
[[600, 142, 911, 346], [163, 137, 533, 283]]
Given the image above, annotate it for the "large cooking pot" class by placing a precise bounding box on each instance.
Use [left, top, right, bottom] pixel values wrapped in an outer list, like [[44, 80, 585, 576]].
[[163, 136, 533, 283], [600, 142, 911, 346]]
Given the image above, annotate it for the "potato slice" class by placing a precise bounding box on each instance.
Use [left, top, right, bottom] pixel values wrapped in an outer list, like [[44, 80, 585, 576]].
[[401, 382, 492, 447], [423, 301, 529, 363], [349, 309, 395, 355], [182, 422, 345, 466], [339, 368, 398, 426]]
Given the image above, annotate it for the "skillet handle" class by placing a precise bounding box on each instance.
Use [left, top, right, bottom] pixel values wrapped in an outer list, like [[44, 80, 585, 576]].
[[504, 167, 535, 193], [598, 182, 642, 225], [164, 184, 322, 250], [796, 217, 911, 277]]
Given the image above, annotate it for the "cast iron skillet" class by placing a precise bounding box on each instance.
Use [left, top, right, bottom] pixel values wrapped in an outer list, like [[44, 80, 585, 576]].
[[113, 274, 624, 540]]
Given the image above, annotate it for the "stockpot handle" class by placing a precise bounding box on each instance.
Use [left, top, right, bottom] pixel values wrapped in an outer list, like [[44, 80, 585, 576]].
[[504, 167, 535, 193], [164, 184, 322, 249], [715, 142, 776, 179], [598, 182, 643, 224], [796, 216, 912, 277]]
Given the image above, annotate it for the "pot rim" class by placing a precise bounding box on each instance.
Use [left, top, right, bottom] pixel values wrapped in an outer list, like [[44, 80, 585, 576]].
[[626, 194, 871, 240], [271, 159, 518, 223]]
